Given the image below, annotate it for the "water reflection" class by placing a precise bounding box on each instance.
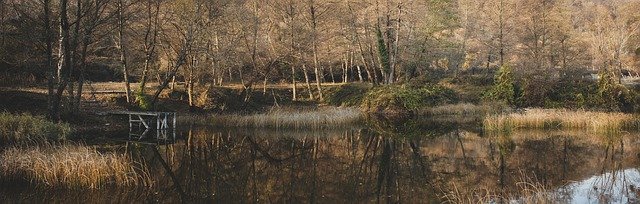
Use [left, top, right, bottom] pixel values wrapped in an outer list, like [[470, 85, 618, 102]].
[[1, 120, 640, 203]]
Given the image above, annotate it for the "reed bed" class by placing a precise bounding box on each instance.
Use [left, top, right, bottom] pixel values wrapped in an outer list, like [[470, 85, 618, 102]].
[[443, 173, 556, 204], [0, 112, 71, 144], [209, 107, 362, 129], [423, 103, 504, 116], [484, 109, 638, 133], [0, 145, 150, 188]]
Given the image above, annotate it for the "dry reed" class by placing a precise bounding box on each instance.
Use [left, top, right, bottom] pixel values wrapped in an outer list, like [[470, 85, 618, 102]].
[[424, 103, 504, 116], [442, 172, 556, 204], [484, 109, 637, 133], [209, 107, 362, 129], [0, 145, 150, 188]]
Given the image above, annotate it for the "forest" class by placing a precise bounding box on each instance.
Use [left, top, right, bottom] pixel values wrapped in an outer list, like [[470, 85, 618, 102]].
[[2, 0, 640, 202], [1, 0, 639, 119]]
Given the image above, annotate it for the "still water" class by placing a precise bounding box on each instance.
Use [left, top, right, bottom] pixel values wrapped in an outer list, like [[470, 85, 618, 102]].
[[2, 119, 640, 203]]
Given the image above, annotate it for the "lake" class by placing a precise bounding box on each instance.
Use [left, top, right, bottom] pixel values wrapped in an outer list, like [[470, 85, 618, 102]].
[[1, 118, 639, 203]]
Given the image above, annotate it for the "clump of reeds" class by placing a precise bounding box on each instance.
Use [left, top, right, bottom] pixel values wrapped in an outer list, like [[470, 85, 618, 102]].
[[0, 112, 71, 144], [484, 109, 637, 133], [210, 107, 362, 129], [424, 102, 508, 116], [442, 172, 556, 204], [0, 145, 150, 188]]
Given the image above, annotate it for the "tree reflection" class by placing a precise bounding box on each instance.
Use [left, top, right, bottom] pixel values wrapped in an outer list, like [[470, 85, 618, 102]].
[[74, 121, 640, 203]]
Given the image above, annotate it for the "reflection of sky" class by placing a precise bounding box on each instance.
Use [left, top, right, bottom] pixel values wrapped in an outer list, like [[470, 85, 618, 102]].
[[554, 168, 640, 204]]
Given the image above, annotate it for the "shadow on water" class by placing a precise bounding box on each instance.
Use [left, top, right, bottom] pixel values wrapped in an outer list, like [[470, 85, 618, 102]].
[[2, 116, 640, 203]]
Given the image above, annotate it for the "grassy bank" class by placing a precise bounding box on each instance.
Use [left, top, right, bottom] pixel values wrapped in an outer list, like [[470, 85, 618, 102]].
[[0, 145, 149, 188], [206, 107, 362, 129], [0, 113, 71, 144], [483, 109, 638, 133]]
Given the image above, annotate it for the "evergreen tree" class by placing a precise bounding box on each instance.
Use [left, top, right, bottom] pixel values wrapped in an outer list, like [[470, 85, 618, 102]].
[[489, 64, 516, 105]]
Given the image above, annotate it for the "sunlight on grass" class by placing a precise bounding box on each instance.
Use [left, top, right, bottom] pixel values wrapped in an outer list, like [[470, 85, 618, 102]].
[[208, 107, 362, 129], [483, 109, 637, 133], [0, 145, 151, 189], [423, 103, 505, 116]]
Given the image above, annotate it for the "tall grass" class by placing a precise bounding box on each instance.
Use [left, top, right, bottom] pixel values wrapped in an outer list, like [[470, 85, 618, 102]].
[[442, 172, 556, 204], [209, 107, 362, 129], [0, 112, 71, 144], [0, 145, 150, 188], [484, 109, 637, 133], [422, 103, 506, 116]]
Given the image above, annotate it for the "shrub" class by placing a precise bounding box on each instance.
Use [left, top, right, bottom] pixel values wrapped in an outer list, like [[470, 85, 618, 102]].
[[487, 65, 518, 106], [196, 87, 243, 112], [323, 83, 372, 107], [596, 69, 638, 112], [360, 84, 458, 114], [135, 92, 152, 111], [0, 113, 71, 144], [597, 69, 620, 111]]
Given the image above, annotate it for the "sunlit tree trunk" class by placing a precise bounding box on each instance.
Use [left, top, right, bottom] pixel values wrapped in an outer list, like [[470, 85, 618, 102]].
[[329, 64, 335, 83], [302, 63, 314, 100], [118, 0, 132, 104], [52, 0, 71, 121], [187, 56, 196, 108], [309, 0, 323, 100]]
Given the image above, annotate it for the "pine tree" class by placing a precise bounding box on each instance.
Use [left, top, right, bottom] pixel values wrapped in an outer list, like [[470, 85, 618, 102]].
[[490, 64, 516, 105]]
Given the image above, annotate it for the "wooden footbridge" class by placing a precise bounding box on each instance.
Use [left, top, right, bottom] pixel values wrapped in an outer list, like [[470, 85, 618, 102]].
[[108, 111, 177, 141]]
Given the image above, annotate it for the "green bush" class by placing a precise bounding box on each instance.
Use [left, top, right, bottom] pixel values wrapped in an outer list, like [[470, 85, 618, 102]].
[[135, 92, 152, 111], [596, 69, 638, 112], [361, 84, 457, 114], [323, 83, 372, 107], [0, 113, 71, 144], [486, 65, 518, 106]]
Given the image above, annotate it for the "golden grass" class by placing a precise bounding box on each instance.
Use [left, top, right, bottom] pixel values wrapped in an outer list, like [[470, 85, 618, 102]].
[[0, 112, 71, 144], [209, 107, 362, 129], [0, 145, 150, 188], [484, 109, 638, 133], [442, 172, 556, 204]]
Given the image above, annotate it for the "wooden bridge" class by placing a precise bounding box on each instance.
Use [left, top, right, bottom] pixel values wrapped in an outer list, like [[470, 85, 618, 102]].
[[108, 111, 177, 141]]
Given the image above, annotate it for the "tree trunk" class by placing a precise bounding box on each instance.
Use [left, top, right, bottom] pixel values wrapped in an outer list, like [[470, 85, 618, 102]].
[[313, 46, 323, 100], [302, 64, 314, 100], [74, 0, 104, 113], [52, 0, 71, 121], [151, 23, 193, 107], [64, 0, 83, 113], [329, 64, 335, 83], [151, 53, 188, 107], [309, 0, 323, 100], [262, 74, 268, 94], [140, 0, 160, 94], [187, 57, 195, 108], [75, 36, 91, 113], [357, 65, 364, 82], [43, 0, 55, 119], [118, 0, 132, 104], [389, 3, 401, 84], [291, 65, 297, 101], [343, 54, 348, 83]]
